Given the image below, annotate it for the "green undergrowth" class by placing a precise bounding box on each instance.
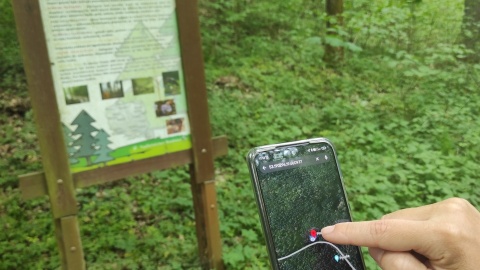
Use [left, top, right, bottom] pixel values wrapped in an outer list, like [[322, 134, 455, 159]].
[[2, 0, 480, 269]]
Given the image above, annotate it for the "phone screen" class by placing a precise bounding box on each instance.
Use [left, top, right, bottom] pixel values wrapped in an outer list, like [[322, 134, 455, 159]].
[[248, 139, 365, 270]]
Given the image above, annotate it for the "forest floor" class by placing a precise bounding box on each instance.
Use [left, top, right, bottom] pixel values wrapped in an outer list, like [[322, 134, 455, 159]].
[[2, 0, 480, 269]]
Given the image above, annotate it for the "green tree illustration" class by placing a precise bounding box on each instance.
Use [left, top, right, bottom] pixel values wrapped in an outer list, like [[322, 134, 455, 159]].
[[94, 129, 114, 165], [71, 110, 98, 166], [61, 123, 79, 164]]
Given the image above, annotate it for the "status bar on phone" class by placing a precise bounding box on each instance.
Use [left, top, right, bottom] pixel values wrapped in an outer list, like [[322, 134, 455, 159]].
[[258, 154, 330, 173]]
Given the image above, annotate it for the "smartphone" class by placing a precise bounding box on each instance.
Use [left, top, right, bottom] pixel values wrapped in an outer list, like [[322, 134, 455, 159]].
[[247, 138, 365, 270]]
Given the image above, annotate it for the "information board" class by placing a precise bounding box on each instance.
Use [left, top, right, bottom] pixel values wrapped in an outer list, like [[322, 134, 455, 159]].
[[39, 0, 191, 172], [14, 0, 225, 268]]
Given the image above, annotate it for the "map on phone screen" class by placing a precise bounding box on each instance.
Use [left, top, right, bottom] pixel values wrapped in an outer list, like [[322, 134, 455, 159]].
[[250, 140, 365, 270]]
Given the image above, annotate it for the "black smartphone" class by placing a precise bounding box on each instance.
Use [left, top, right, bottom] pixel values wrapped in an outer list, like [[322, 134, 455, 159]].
[[246, 138, 365, 270]]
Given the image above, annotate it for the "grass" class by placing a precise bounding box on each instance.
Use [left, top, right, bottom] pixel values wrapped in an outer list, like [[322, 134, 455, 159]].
[[1, 0, 480, 269]]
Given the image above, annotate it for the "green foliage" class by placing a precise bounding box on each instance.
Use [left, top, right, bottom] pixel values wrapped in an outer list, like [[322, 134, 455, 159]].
[[199, 0, 328, 67], [2, 0, 480, 269], [0, 190, 59, 269], [76, 170, 203, 269], [0, 110, 41, 188], [0, 0, 22, 71], [347, 0, 464, 53]]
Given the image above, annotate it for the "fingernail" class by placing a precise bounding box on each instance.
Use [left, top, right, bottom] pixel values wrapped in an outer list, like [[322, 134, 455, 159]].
[[321, 225, 335, 234]]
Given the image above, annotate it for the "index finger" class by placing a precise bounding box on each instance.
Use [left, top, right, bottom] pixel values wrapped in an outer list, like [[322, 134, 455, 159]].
[[382, 201, 439, 221], [321, 220, 437, 254], [382, 206, 431, 221]]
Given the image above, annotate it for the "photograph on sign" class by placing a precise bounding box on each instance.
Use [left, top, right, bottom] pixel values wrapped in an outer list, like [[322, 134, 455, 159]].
[[39, 0, 191, 172]]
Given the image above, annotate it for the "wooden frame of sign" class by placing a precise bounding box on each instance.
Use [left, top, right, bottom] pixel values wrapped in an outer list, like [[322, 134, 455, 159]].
[[12, 0, 226, 269]]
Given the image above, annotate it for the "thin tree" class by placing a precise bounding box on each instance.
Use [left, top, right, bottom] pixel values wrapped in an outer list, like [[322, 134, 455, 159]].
[[324, 0, 344, 66], [463, 0, 480, 58]]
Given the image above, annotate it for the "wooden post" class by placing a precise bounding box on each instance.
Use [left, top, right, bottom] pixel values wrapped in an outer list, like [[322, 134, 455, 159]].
[[190, 171, 224, 269], [176, 1, 224, 268], [11, 1, 85, 269], [60, 216, 86, 270], [176, 0, 215, 184]]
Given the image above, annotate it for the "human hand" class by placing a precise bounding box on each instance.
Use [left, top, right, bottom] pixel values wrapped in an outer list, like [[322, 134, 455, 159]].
[[321, 198, 480, 270]]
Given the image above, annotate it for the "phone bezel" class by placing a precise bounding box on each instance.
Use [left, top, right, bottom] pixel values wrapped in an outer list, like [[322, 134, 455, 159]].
[[246, 137, 364, 270]]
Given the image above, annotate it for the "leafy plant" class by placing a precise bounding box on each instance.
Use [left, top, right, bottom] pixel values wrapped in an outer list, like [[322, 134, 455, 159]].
[[1, 0, 480, 269]]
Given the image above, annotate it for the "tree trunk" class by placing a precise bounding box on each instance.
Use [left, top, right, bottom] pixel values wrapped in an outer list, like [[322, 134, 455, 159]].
[[463, 0, 480, 53], [324, 0, 344, 67]]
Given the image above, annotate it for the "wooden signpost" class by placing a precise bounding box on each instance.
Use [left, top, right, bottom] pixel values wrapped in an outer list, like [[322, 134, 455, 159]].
[[12, 0, 226, 269]]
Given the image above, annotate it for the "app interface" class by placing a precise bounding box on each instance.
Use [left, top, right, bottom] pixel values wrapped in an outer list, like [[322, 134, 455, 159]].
[[254, 142, 364, 270]]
